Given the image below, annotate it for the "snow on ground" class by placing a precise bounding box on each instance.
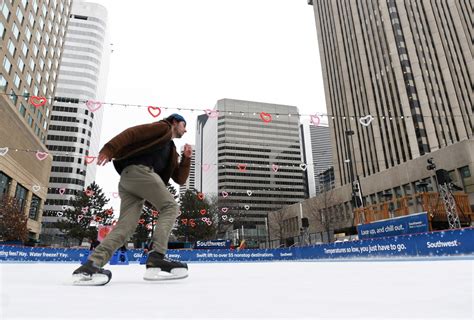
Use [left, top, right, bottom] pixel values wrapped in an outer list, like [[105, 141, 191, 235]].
[[0, 259, 472, 320]]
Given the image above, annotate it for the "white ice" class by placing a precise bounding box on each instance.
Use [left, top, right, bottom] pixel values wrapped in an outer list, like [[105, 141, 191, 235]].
[[1, 259, 473, 320]]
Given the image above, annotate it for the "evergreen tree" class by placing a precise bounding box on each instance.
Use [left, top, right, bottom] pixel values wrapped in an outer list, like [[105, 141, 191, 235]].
[[54, 182, 112, 245], [174, 189, 217, 242], [0, 195, 28, 242]]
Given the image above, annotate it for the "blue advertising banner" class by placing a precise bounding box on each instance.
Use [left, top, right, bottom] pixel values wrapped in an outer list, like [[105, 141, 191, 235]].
[[0, 228, 472, 263], [194, 240, 231, 249], [357, 212, 429, 240]]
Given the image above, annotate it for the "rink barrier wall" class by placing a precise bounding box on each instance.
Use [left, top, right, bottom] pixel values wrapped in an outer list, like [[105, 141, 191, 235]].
[[0, 228, 472, 263]]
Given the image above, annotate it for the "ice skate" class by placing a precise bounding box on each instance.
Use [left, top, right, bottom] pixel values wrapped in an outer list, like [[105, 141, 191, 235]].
[[143, 251, 188, 281], [72, 260, 112, 286]]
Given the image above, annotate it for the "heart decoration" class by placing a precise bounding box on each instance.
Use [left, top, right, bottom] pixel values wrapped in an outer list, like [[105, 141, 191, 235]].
[[310, 114, 321, 126], [221, 191, 229, 198], [181, 218, 188, 225], [229, 218, 234, 223], [138, 219, 145, 225], [202, 163, 211, 172], [57, 211, 63, 217], [271, 164, 279, 172], [85, 100, 102, 112], [29, 96, 47, 108], [95, 216, 103, 222], [81, 206, 89, 213], [205, 109, 219, 119], [59, 188, 66, 195], [32, 185, 41, 192], [62, 205, 68, 211], [200, 209, 207, 215], [189, 219, 196, 227], [84, 156, 96, 164], [152, 210, 159, 217], [0, 147, 9, 156], [221, 207, 228, 213], [106, 209, 114, 215], [147, 106, 161, 118], [77, 215, 84, 222], [359, 114, 374, 126], [246, 190, 252, 196], [201, 217, 207, 222], [244, 205, 250, 210], [84, 189, 94, 197], [259, 112, 272, 123], [237, 163, 247, 172], [111, 192, 119, 198], [222, 215, 228, 220], [197, 193, 205, 200], [35, 151, 48, 161], [299, 163, 307, 171], [146, 224, 153, 230], [206, 220, 212, 226]]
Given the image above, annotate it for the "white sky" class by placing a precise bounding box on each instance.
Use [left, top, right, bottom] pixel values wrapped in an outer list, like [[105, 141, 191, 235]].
[[91, 0, 326, 210]]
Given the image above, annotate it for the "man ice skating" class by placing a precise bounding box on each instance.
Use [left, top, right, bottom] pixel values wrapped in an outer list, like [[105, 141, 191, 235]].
[[72, 114, 192, 286]]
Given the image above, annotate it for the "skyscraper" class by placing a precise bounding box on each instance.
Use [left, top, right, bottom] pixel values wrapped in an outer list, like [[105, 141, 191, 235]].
[[300, 123, 333, 197], [0, 0, 72, 242], [179, 145, 195, 197], [196, 99, 306, 246], [41, 1, 110, 244], [309, 1, 473, 207]]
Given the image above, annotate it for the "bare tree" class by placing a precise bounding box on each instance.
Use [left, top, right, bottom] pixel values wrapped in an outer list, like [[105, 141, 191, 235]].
[[305, 189, 345, 242], [268, 209, 292, 247], [0, 195, 29, 242]]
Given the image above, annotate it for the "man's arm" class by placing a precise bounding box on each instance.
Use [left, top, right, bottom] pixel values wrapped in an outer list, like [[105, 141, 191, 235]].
[[171, 144, 192, 185]]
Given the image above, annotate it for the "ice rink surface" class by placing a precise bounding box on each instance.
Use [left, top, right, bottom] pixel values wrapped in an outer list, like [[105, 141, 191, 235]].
[[1, 259, 473, 320]]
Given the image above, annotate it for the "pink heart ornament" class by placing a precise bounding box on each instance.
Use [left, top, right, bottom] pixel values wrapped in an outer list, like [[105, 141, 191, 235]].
[[59, 188, 66, 195], [310, 114, 320, 126], [202, 163, 211, 172], [35, 151, 48, 161], [221, 191, 229, 198], [272, 164, 279, 172], [221, 207, 228, 213], [86, 100, 102, 112], [0, 147, 8, 156], [205, 109, 219, 119]]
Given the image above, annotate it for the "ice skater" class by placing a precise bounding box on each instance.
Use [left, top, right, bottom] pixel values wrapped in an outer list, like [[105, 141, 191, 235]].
[[72, 114, 192, 285]]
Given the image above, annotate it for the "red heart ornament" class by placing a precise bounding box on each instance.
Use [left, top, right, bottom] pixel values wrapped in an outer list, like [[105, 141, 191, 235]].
[[138, 219, 145, 225], [84, 189, 94, 197], [106, 209, 114, 215], [200, 209, 207, 215], [147, 106, 161, 118], [197, 193, 204, 200], [189, 219, 196, 227], [29, 96, 47, 108], [181, 218, 188, 225], [259, 112, 272, 123], [237, 163, 247, 172], [84, 156, 96, 164], [152, 210, 159, 217]]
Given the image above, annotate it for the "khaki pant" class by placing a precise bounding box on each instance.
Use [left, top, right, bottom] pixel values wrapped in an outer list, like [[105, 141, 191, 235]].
[[89, 164, 178, 267]]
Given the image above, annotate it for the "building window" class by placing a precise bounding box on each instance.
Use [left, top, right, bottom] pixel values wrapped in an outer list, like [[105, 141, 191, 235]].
[[0, 75, 7, 92], [16, 7, 24, 25], [7, 39, 16, 56], [9, 89, 17, 105], [3, 57, 12, 73], [12, 23, 19, 39], [15, 183, 28, 212], [25, 27, 31, 42], [459, 166, 472, 192], [22, 41, 28, 56], [13, 73, 21, 88], [0, 172, 12, 198], [1, 4, 10, 21], [0, 21, 5, 39], [27, 114, 33, 126], [19, 103, 26, 116], [29, 195, 41, 220], [29, 11, 35, 27], [26, 73, 32, 86], [17, 58, 25, 72]]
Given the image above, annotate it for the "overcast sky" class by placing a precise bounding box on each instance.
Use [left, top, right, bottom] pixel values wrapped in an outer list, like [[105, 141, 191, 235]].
[[90, 0, 326, 210]]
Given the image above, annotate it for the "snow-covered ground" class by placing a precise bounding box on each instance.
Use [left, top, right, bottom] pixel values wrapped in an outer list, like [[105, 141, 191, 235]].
[[1, 259, 472, 320]]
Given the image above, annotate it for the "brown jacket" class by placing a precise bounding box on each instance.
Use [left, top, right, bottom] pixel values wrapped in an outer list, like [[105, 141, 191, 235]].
[[99, 120, 190, 185]]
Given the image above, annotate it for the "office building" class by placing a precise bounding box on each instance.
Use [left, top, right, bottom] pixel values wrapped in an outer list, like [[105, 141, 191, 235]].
[[0, 0, 72, 241], [41, 1, 110, 245], [179, 145, 195, 197], [300, 123, 332, 197], [196, 99, 306, 246]]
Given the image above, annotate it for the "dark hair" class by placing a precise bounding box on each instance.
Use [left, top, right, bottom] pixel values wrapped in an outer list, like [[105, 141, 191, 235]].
[[166, 113, 186, 126]]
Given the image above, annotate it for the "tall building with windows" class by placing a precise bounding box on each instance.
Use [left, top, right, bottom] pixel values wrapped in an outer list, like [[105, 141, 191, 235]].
[[179, 145, 195, 197], [308, 1, 473, 214], [195, 99, 306, 246], [300, 123, 333, 197], [41, 1, 110, 245], [0, 0, 72, 242]]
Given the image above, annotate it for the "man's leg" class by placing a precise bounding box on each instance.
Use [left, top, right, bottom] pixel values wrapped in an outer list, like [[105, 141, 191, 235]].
[[88, 176, 144, 267]]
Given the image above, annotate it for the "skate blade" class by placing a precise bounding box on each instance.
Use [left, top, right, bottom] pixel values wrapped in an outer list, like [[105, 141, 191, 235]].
[[143, 267, 188, 281], [72, 273, 110, 286]]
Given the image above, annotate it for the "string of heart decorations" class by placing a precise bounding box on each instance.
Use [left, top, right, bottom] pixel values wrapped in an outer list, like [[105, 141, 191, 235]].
[[1, 93, 465, 125]]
